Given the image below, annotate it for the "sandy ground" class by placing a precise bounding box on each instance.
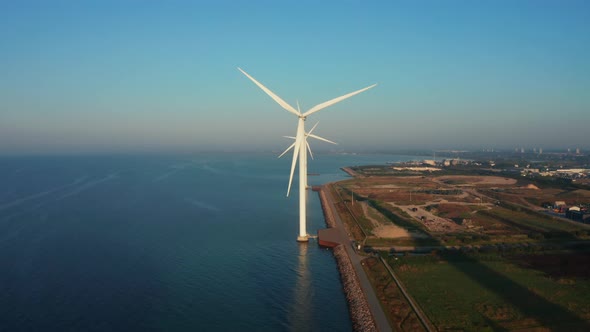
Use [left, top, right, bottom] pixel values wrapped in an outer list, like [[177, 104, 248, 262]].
[[360, 202, 424, 238], [371, 184, 404, 189], [373, 224, 413, 238], [435, 175, 517, 186]]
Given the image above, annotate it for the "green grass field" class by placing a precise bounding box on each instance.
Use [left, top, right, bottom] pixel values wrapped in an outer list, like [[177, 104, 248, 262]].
[[480, 206, 584, 234], [388, 252, 590, 331]]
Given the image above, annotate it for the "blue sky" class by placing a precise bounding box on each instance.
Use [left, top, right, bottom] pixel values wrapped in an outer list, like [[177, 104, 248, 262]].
[[1, 1, 588, 154]]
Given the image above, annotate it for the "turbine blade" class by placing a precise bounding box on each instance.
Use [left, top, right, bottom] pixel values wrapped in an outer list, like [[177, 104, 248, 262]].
[[283, 136, 296, 140], [286, 138, 301, 197], [307, 122, 320, 135], [278, 142, 296, 159], [296, 100, 301, 113], [302, 83, 377, 117], [308, 133, 337, 145], [238, 67, 300, 116], [307, 141, 314, 160]]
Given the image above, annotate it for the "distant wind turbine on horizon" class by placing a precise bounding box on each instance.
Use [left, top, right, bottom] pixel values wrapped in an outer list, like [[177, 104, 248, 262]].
[[238, 67, 376, 242]]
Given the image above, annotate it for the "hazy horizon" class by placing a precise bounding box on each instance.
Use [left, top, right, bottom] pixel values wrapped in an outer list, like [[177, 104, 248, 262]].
[[1, 1, 589, 155]]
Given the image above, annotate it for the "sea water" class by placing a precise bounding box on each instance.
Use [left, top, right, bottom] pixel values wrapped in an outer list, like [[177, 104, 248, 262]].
[[0, 153, 413, 331]]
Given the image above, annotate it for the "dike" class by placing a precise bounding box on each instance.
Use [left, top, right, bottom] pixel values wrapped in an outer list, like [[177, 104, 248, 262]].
[[315, 185, 378, 332]]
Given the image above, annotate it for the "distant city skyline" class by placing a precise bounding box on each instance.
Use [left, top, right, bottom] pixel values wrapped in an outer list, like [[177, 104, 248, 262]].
[[1, 1, 589, 154]]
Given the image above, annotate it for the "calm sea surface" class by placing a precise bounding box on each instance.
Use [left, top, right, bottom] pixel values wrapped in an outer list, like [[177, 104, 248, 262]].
[[0, 153, 415, 331]]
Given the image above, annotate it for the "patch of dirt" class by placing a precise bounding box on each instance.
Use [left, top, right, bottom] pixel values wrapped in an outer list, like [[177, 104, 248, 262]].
[[392, 202, 464, 233], [437, 175, 517, 186], [373, 225, 414, 238], [360, 202, 416, 238], [476, 303, 519, 322], [372, 184, 404, 189], [437, 203, 472, 218]]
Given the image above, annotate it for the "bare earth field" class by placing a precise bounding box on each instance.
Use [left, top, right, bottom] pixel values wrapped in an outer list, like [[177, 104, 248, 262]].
[[339, 174, 589, 240], [436, 175, 518, 186]]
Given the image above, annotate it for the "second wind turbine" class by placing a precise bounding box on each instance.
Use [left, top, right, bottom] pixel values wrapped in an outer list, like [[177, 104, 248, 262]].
[[239, 68, 376, 242]]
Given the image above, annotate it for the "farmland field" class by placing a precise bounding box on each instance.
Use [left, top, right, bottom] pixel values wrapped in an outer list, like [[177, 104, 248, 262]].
[[388, 251, 590, 331]]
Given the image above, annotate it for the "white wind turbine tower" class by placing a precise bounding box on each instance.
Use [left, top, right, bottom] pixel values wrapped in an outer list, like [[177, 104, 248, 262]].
[[238, 67, 376, 242]]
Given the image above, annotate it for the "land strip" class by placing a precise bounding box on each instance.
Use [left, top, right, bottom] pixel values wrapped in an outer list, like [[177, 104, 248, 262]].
[[318, 185, 391, 332], [325, 168, 590, 330]]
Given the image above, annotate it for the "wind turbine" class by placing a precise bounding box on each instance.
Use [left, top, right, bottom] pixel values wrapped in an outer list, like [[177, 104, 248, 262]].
[[280, 121, 337, 191], [238, 67, 376, 242]]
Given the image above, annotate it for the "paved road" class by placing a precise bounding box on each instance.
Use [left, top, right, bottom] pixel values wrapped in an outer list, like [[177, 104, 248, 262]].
[[322, 185, 392, 332]]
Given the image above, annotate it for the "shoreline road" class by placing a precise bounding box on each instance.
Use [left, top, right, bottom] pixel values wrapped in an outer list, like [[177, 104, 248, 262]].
[[322, 184, 392, 332]]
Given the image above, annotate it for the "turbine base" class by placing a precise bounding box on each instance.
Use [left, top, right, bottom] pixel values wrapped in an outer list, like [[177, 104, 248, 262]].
[[296, 235, 309, 242]]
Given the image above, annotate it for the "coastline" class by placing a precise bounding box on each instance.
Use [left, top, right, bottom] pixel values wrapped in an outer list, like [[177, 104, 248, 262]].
[[316, 185, 382, 332], [333, 245, 378, 332], [341, 167, 361, 178]]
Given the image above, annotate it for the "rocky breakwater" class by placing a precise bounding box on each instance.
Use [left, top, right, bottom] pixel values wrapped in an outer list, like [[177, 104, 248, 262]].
[[317, 186, 336, 228], [317, 185, 378, 331], [333, 245, 378, 332]]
